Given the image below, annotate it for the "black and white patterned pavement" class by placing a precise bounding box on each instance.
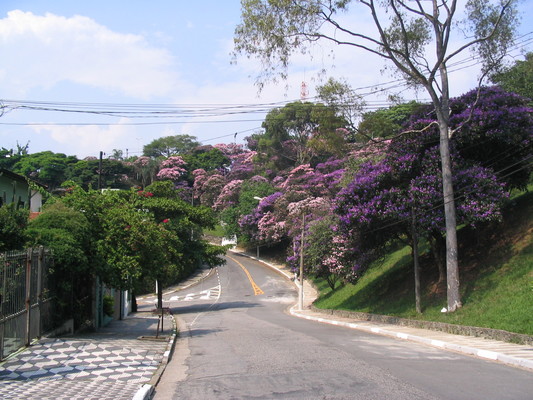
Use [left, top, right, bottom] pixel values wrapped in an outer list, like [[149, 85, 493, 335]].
[[0, 314, 173, 400]]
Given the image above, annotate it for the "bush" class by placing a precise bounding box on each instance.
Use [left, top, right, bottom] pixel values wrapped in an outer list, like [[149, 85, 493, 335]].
[[103, 295, 114, 317]]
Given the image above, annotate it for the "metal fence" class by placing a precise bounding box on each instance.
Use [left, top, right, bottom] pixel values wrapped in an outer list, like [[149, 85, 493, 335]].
[[0, 247, 55, 360]]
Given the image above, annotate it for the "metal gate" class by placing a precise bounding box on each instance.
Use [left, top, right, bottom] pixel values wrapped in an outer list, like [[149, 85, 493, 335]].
[[0, 247, 54, 360]]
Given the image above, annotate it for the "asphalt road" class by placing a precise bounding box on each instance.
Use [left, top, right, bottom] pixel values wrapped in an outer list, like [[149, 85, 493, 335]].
[[151, 254, 533, 400]]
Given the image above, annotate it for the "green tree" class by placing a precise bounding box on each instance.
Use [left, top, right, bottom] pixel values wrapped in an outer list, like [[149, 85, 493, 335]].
[[258, 101, 348, 170], [0, 142, 29, 170], [140, 181, 226, 306], [58, 181, 225, 308], [182, 145, 230, 175], [143, 134, 200, 158], [491, 52, 533, 103], [358, 101, 423, 140], [27, 202, 94, 328], [0, 204, 28, 252], [233, 0, 519, 312], [12, 151, 78, 190], [316, 77, 365, 139], [67, 158, 134, 190]]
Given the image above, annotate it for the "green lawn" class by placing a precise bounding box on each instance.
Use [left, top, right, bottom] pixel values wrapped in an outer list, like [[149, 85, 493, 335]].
[[203, 224, 225, 237], [314, 189, 533, 336]]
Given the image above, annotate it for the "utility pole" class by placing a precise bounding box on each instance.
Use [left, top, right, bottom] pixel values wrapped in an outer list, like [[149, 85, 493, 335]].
[[298, 214, 305, 311], [411, 209, 421, 314], [253, 196, 264, 259], [98, 151, 103, 190]]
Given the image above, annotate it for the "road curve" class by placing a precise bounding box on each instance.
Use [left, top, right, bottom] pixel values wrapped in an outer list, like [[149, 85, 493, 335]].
[[152, 254, 533, 400]]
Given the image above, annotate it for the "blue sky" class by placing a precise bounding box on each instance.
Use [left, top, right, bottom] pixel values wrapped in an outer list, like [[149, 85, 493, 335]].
[[0, 1, 531, 159]]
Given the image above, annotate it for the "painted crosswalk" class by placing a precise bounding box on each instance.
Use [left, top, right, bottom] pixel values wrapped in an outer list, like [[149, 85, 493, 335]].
[[167, 285, 221, 302]]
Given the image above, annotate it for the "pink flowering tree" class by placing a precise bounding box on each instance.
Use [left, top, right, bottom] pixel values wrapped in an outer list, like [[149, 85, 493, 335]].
[[290, 215, 354, 289], [237, 159, 346, 257], [214, 143, 246, 157], [156, 156, 187, 181], [192, 170, 227, 208], [218, 176, 275, 241], [192, 169, 208, 203], [238, 191, 284, 246], [133, 156, 160, 188], [214, 179, 244, 211], [285, 197, 350, 288]]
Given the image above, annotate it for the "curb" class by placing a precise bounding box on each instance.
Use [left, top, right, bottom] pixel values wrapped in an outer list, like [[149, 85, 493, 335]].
[[311, 307, 533, 346], [133, 314, 179, 400], [289, 307, 533, 372], [132, 384, 154, 400], [138, 267, 216, 399]]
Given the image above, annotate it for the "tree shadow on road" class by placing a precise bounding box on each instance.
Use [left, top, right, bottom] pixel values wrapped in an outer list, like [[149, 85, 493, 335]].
[[172, 300, 261, 316], [184, 327, 225, 338]]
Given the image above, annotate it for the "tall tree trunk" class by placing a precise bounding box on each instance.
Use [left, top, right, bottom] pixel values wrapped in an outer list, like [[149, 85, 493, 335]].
[[429, 234, 446, 284], [438, 121, 462, 312], [430, 57, 462, 312]]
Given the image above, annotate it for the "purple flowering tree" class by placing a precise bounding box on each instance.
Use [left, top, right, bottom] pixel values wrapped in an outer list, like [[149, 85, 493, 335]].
[[227, 150, 258, 180], [239, 191, 285, 246], [334, 128, 508, 310], [451, 86, 533, 191]]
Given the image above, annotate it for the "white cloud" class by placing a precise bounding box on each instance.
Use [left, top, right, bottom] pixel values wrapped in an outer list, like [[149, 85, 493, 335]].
[[0, 10, 181, 99], [31, 119, 136, 158]]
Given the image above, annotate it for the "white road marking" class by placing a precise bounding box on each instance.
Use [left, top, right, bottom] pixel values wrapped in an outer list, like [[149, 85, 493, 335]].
[[167, 286, 220, 302]]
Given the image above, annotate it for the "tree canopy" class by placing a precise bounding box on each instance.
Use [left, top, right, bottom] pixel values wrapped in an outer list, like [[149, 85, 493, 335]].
[[0, 204, 29, 252], [256, 101, 349, 170], [11, 151, 78, 190], [143, 134, 200, 158], [491, 52, 533, 103], [234, 0, 520, 312]]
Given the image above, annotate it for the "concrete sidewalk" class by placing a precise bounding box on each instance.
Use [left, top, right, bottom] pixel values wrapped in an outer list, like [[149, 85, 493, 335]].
[[0, 265, 214, 400], [291, 306, 533, 372], [232, 249, 533, 373], [0, 313, 176, 400]]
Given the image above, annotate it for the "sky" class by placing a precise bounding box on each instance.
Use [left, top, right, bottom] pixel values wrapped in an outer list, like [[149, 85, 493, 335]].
[[0, 0, 532, 159]]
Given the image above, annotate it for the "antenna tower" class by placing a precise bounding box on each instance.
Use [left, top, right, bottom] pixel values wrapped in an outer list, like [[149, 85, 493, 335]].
[[300, 81, 308, 101]]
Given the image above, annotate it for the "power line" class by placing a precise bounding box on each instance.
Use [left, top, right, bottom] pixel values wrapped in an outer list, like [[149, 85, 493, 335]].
[[0, 31, 530, 158]]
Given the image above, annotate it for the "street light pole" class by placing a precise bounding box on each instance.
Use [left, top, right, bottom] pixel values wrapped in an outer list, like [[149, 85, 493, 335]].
[[299, 214, 305, 311], [253, 196, 263, 259]]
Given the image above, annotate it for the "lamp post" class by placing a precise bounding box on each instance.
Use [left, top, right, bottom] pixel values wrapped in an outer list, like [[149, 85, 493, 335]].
[[298, 214, 305, 311], [253, 196, 263, 258]]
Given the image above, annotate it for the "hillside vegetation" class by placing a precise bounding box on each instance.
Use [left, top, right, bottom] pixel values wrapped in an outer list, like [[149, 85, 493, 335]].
[[313, 189, 533, 336]]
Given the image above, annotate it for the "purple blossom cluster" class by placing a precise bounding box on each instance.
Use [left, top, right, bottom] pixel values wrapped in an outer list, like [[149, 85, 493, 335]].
[[165, 86, 529, 286]]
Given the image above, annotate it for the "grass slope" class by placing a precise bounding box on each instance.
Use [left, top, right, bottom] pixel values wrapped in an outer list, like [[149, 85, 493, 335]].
[[314, 190, 533, 336]]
